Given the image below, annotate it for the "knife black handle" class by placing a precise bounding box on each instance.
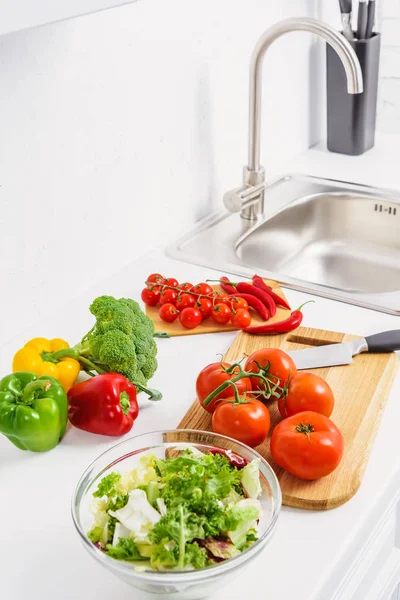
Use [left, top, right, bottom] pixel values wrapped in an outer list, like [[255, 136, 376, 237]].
[[365, 330, 400, 353]]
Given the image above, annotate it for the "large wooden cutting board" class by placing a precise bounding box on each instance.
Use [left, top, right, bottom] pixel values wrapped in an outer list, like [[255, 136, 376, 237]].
[[178, 326, 399, 510], [146, 279, 291, 336]]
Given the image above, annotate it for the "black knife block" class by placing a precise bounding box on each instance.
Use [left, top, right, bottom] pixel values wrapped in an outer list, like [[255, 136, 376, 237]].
[[326, 32, 381, 156]]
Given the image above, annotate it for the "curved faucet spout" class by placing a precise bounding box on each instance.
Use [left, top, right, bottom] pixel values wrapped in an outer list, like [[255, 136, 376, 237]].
[[248, 18, 363, 173]]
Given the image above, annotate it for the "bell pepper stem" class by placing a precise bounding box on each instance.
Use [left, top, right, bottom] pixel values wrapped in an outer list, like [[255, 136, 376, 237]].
[[119, 392, 131, 415], [20, 380, 52, 405]]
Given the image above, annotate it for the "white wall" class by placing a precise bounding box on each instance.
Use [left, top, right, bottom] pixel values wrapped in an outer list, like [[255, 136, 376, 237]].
[[0, 0, 321, 346]]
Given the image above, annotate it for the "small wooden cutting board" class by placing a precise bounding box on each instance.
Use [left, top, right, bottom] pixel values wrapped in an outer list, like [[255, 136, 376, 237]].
[[177, 326, 399, 510], [146, 279, 291, 336]]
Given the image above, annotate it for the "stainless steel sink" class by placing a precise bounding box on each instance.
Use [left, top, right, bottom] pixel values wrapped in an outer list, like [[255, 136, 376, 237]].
[[166, 174, 400, 315]]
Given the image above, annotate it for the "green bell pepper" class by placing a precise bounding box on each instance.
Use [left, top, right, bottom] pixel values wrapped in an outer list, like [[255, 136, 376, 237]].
[[0, 371, 68, 452]]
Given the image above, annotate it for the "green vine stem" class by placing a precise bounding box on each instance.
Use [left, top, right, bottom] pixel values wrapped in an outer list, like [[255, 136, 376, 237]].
[[201, 362, 285, 407]]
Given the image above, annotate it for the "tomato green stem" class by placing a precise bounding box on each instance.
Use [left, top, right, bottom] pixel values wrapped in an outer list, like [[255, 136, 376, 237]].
[[201, 361, 285, 407], [294, 421, 315, 441]]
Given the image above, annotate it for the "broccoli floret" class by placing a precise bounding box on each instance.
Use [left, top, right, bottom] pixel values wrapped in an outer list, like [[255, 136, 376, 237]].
[[75, 296, 161, 401]]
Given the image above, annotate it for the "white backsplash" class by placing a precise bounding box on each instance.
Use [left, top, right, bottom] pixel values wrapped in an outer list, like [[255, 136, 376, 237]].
[[0, 0, 321, 346], [379, 0, 400, 133]]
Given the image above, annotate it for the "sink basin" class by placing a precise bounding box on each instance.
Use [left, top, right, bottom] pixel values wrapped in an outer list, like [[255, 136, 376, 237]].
[[167, 175, 400, 315]]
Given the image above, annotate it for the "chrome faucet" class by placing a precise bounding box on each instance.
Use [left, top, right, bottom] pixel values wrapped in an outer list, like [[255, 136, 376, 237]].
[[223, 18, 363, 220]]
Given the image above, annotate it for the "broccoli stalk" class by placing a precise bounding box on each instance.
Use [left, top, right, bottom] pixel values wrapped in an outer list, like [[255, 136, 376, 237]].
[[51, 296, 162, 401]]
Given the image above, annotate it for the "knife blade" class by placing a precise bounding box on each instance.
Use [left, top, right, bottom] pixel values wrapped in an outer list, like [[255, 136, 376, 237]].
[[287, 330, 400, 370]]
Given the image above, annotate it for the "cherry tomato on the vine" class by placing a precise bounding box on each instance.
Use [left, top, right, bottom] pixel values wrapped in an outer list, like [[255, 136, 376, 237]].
[[176, 293, 196, 311], [211, 304, 232, 325], [177, 282, 193, 292], [230, 296, 249, 312], [159, 288, 178, 306], [196, 297, 213, 319], [213, 294, 232, 307], [146, 273, 164, 285], [141, 287, 160, 307], [159, 303, 180, 323], [231, 308, 251, 329], [164, 277, 179, 288], [192, 282, 213, 296], [179, 307, 202, 329]]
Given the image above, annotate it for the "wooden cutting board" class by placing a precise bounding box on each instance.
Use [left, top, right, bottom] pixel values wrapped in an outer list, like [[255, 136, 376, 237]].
[[178, 326, 399, 510], [146, 279, 291, 336]]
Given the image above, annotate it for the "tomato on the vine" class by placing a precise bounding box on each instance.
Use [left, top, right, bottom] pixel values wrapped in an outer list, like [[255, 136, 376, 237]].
[[230, 297, 249, 312], [177, 282, 193, 292], [270, 410, 344, 480], [211, 304, 232, 325], [278, 372, 334, 418], [176, 293, 196, 311], [213, 293, 231, 307], [146, 273, 164, 285], [192, 282, 213, 296], [159, 288, 178, 306], [164, 277, 179, 288], [231, 308, 251, 329], [159, 303, 179, 323], [212, 397, 270, 448], [244, 348, 297, 399], [196, 362, 252, 413], [196, 297, 213, 319], [179, 307, 202, 329], [141, 287, 160, 306]]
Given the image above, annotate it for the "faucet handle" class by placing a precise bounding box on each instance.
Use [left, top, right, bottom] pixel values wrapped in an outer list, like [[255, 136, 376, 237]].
[[223, 182, 266, 213]]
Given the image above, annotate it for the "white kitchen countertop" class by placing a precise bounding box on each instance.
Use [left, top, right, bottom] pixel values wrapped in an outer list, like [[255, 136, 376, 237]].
[[2, 135, 400, 600]]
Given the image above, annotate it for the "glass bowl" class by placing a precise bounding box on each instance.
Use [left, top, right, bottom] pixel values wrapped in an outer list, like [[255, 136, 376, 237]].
[[71, 429, 282, 599]]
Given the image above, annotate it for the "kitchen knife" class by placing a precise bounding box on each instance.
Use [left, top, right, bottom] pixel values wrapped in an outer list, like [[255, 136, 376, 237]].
[[339, 0, 354, 40], [357, 0, 368, 39], [288, 330, 400, 370], [365, 0, 375, 38]]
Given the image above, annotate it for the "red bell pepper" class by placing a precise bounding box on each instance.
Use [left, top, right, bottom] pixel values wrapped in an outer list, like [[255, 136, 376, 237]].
[[67, 373, 139, 436]]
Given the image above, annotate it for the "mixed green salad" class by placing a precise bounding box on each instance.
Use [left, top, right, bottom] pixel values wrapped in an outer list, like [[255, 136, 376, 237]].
[[87, 449, 263, 571]]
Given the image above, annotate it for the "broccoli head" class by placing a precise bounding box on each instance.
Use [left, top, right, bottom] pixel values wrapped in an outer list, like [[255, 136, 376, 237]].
[[76, 295, 160, 400]]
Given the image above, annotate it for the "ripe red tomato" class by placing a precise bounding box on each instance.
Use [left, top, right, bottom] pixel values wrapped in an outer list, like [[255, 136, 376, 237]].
[[177, 282, 193, 292], [212, 397, 270, 448], [278, 372, 335, 418], [146, 273, 164, 285], [159, 303, 179, 323], [159, 288, 178, 306], [213, 293, 231, 307], [164, 277, 179, 288], [141, 287, 160, 306], [176, 293, 196, 311], [192, 282, 213, 296], [270, 410, 344, 480], [231, 308, 251, 329], [244, 348, 297, 399], [196, 297, 213, 319], [179, 307, 202, 329], [196, 362, 252, 413], [230, 297, 249, 312], [211, 304, 232, 324]]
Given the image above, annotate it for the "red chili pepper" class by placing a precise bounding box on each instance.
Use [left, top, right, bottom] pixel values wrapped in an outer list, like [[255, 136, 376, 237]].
[[67, 373, 138, 436], [236, 281, 277, 317], [228, 293, 269, 321], [252, 274, 291, 310], [219, 276, 238, 295], [243, 301, 313, 335]]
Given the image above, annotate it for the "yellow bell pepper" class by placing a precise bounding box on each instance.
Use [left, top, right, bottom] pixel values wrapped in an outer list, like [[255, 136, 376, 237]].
[[12, 338, 81, 392]]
